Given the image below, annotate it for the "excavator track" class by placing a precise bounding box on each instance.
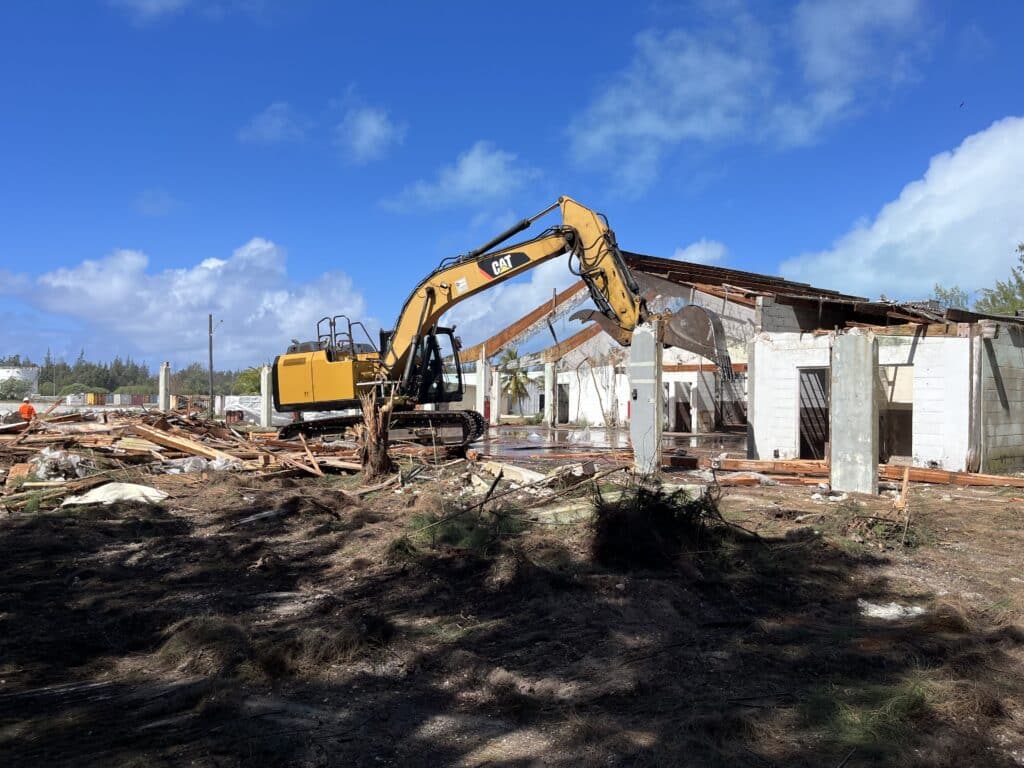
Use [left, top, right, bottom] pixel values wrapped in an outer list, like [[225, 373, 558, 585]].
[[278, 409, 488, 448]]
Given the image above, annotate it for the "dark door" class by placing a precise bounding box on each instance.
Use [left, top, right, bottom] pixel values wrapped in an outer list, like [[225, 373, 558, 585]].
[[799, 368, 829, 460], [557, 384, 570, 424]]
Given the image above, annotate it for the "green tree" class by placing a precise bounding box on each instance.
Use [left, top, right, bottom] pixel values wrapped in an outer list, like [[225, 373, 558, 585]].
[[930, 283, 971, 310], [498, 348, 531, 415], [0, 377, 33, 400], [58, 383, 109, 396], [976, 244, 1024, 315], [232, 367, 262, 394]]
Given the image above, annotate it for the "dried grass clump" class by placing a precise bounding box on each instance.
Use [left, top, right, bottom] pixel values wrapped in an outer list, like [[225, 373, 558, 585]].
[[258, 615, 395, 678], [590, 480, 720, 570], [156, 616, 253, 677], [410, 505, 525, 554]]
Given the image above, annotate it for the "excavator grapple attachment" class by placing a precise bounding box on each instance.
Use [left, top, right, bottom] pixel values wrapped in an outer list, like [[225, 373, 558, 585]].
[[661, 305, 736, 379], [571, 304, 734, 379]]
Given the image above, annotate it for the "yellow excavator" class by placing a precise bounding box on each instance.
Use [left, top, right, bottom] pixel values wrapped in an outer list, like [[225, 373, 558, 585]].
[[272, 195, 717, 445]]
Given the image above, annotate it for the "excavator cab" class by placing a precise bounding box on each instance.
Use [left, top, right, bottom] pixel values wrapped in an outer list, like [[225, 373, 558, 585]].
[[404, 327, 464, 405]]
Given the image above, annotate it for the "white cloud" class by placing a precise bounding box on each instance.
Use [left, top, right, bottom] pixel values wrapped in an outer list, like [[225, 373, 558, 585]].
[[569, 1, 926, 191], [388, 141, 541, 209], [777, 0, 924, 143], [780, 116, 1024, 300], [135, 188, 181, 217], [335, 106, 406, 164], [111, 0, 265, 22], [110, 0, 190, 21], [238, 102, 308, 145], [10, 239, 370, 368], [673, 239, 727, 265]]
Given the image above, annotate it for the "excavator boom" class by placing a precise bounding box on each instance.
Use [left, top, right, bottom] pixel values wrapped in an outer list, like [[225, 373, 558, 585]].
[[381, 196, 644, 381]]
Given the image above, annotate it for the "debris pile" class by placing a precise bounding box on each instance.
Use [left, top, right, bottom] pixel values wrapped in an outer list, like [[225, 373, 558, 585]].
[[0, 410, 463, 512], [702, 457, 1024, 489]]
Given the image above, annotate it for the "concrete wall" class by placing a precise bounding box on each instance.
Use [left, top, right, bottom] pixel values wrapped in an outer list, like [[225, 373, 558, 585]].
[[558, 365, 629, 426], [980, 325, 1024, 472], [898, 336, 970, 471], [748, 331, 971, 470], [748, 333, 832, 460], [223, 395, 291, 426]]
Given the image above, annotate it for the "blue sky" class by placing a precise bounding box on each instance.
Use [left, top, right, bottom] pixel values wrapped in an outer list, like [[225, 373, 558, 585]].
[[1, 0, 1022, 368]]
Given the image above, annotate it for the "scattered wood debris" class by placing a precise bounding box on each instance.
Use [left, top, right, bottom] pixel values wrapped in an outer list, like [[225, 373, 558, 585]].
[[0, 409, 460, 512], [700, 457, 1024, 488]]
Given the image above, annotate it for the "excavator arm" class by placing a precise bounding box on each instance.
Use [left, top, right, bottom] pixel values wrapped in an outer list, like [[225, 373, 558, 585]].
[[382, 196, 645, 381]]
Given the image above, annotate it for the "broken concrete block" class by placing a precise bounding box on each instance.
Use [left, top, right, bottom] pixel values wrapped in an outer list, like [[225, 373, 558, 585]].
[[481, 461, 545, 485], [543, 462, 597, 487]]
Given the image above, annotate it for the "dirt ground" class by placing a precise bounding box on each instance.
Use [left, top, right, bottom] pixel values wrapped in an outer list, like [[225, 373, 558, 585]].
[[1, 458, 1023, 767]]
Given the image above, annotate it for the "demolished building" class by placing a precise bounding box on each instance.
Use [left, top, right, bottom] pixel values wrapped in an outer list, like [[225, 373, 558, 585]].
[[462, 254, 1024, 475]]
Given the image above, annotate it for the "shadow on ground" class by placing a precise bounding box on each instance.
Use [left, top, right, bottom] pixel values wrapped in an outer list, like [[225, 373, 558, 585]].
[[0, 480, 1021, 767]]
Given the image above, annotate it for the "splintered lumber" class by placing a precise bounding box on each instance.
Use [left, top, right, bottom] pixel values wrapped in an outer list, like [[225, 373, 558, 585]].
[[317, 458, 362, 472], [716, 472, 825, 487], [4, 463, 34, 489], [0, 473, 110, 510], [112, 437, 164, 454], [878, 465, 1024, 488], [700, 458, 828, 475], [298, 434, 324, 476], [41, 398, 65, 417], [131, 424, 238, 462], [699, 457, 1024, 488]]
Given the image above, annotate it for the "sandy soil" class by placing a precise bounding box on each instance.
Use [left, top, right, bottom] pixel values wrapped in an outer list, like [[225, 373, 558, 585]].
[[1, 462, 1022, 767]]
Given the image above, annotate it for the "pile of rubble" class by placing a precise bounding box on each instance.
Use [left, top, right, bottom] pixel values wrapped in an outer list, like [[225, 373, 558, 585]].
[[0, 409, 630, 515], [0, 410, 454, 512]]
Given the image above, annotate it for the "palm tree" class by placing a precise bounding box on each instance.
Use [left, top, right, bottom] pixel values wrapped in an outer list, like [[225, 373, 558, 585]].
[[498, 348, 531, 415]]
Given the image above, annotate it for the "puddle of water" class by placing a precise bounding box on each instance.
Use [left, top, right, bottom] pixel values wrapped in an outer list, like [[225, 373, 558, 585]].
[[478, 426, 746, 457]]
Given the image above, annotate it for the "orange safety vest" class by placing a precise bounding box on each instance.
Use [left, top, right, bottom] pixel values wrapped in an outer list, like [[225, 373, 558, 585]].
[[18, 403, 36, 421]]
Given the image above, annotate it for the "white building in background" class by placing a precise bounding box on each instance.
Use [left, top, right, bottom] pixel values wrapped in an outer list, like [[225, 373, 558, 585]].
[[0, 366, 40, 393]]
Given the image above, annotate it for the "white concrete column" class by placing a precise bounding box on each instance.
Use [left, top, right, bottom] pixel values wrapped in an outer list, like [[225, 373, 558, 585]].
[[830, 330, 879, 494], [489, 362, 503, 426], [543, 362, 555, 427], [158, 362, 171, 412], [629, 321, 663, 476], [259, 365, 273, 428], [475, 351, 488, 417]]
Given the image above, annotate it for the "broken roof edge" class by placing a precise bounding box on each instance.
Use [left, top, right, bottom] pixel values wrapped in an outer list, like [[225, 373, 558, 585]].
[[623, 251, 868, 303], [773, 292, 1024, 329]]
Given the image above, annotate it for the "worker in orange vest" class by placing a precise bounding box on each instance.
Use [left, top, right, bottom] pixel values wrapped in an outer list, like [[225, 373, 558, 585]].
[[18, 397, 36, 421]]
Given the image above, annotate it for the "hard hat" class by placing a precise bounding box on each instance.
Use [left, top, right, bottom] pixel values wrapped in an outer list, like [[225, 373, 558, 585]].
[[23, 397, 30, 402]]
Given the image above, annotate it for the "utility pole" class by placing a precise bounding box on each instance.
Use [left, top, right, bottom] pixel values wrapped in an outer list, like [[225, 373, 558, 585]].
[[208, 313, 214, 419]]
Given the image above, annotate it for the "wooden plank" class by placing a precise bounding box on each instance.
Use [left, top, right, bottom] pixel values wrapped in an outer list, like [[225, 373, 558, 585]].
[[878, 465, 1024, 488], [40, 398, 65, 417], [844, 322, 959, 337], [461, 280, 587, 362], [542, 323, 603, 362], [131, 424, 238, 462], [4, 463, 34, 489], [298, 433, 324, 476], [663, 363, 748, 374], [317, 458, 362, 472], [700, 458, 828, 475]]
